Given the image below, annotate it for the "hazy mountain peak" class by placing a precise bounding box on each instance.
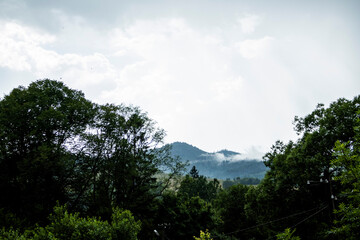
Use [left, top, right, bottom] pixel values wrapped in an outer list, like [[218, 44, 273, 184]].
[[167, 142, 268, 179], [215, 149, 241, 157], [169, 142, 207, 161]]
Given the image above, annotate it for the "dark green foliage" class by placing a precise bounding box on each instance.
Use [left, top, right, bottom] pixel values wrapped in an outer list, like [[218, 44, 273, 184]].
[[328, 116, 360, 239], [154, 192, 217, 240], [152, 169, 220, 239], [222, 177, 260, 188], [185, 96, 360, 239], [77, 103, 185, 238], [276, 228, 301, 240], [190, 165, 200, 178], [2, 80, 359, 240], [178, 174, 220, 202], [0, 80, 184, 238], [213, 184, 255, 239], [246, 96, 360, 239], [0, 205, 141, 240], [81, 104, 163, 217], [194, 229, 213, 240], [0, 228, 27, 240], [0, 79, 95, 225]]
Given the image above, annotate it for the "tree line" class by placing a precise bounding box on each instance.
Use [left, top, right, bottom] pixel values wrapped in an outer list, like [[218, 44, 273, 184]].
[[0, 79, 359, 239]]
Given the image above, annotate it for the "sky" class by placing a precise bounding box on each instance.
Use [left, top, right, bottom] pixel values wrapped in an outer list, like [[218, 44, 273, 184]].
[[0, 0, 359, 158]]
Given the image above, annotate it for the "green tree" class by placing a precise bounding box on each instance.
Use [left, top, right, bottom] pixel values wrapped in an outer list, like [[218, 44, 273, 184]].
[[276, 228, 301, 240], [213, 184, 255, 239], [328, 115, 360, 239], [0, 205, 141, 240], [81, 104, 162, 216], [0, 80, 185, 238], [0, 79, 95, 226], [245, 96, 360, 239], [0, 228, 28, 240], [155, 192, 216, 240], [77, 103, 185, 238], [222, 177, 260, 188], [190, 166, 200, 178], [178, 175, 220, 202], [194, 229, 213, 240]]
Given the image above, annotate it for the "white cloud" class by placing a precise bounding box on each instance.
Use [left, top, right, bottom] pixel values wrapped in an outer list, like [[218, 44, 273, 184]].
[[202, 146, 265, 162], [0, 21, 55, 71], [238, 146, 266, 161], [103, 18, 243, 107], [0, 21, 117, 92], [210, 76, 243, 101], [0, 17, 300, 154], [235, 36, 274, 59], [2, 2, 358, 155], [238, 14, 261, 34], [212, 153, 227, 161]]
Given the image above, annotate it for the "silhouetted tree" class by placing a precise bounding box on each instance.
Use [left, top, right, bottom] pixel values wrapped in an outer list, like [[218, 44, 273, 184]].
[[190, 165, 199, 178]]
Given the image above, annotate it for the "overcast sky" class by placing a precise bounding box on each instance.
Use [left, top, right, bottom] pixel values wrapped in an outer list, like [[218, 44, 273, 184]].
[[1, 0, 359, 158]]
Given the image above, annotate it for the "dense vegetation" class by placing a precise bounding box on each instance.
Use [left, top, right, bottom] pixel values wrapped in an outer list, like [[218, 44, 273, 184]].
[[0, 79, 359, 239], [222, 177, 261, 188]]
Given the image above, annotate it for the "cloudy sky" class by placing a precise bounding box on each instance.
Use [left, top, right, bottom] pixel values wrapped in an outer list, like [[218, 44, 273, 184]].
[[1, 0, 359, 157]]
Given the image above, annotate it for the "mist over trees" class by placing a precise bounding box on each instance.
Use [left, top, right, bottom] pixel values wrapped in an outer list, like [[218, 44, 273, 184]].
[[0, 79, 359, 239], [166, 142, 268, 179]]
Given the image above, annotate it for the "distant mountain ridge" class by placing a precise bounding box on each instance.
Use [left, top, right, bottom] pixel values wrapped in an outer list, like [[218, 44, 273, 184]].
[[216, 149, 241, 157], [167, 142, 268, 180], [170, 142, 207, 161]]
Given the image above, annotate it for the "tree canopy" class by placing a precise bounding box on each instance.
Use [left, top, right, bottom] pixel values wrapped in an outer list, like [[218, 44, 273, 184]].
[[0, 79, 184, 238], [1, 79, 359, 239]]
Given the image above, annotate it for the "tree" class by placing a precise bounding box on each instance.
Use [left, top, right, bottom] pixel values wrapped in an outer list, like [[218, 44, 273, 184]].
[[246, 96, 360, 239], [328, 114, 360, 239], [154, 192, 217, 240], [213, 184, 254, 239], [178, 174, 220, 202], [0, 79, 95, 225], [0, 79, 185, 237], [222, 177, 260, 188], [276, 228, 301, 240], [81, 104, 163, 215], [194, 229, 213, 240], [190, 166, 200, 178], [75, 103, 185, 239], [0, 205, 141, 240]]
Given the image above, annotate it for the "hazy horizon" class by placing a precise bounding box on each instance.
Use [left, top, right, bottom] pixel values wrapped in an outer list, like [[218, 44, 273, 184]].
[[1, 0, 359, 155]]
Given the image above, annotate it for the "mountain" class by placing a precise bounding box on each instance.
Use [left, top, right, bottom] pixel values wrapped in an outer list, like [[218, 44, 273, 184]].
[[170, 142, 207, 160], [167, 142, 268, 180], [216, 149, 241, 157]]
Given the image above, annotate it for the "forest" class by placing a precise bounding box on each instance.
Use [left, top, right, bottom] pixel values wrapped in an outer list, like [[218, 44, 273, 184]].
[[166, 142, 268, 180], [0, 79, 359, 239]]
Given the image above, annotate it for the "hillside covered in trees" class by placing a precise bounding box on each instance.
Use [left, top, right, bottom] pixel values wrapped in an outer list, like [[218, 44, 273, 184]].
[[166, 141, 268, 179], [1, 80, 360, 239]]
